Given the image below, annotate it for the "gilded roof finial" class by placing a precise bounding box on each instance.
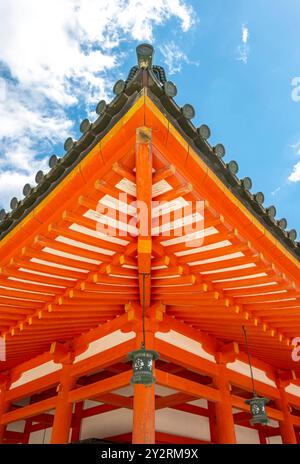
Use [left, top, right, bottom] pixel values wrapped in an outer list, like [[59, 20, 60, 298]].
[[136, 43, 154, 69]]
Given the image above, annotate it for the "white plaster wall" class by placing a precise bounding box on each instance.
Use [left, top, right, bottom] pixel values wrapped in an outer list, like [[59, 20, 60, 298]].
[[6, 420, 25, 433], [84, 399, 104, 409], [156, 408, 211, 442], [10, 361, 61, 389], [234, 425, 260, 444], [267, 419, 279, 428], [227, 360, 276, 387], [79, 407, 211, 443], [80, 409, 132, 440], [155, 331, 215, 362], [75, 330, 135, 363], [268, 435, 283, 444], [25, 405, 284, 444], [188, 399, 208, 408], [285, 383, 300, 397], [29, 427, 52, 444], [10, 330, 135, 391]]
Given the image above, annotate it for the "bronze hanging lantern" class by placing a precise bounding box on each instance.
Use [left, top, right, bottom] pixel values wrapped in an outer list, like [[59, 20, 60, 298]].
[[129, 273, 159, 386], [245, 396, 269, 425], [128, 348, 159, 386], [242, 326, 269, 426]]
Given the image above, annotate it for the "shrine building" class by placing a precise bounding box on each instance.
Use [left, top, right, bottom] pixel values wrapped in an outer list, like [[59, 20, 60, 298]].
[[0, 44, 300, 444]]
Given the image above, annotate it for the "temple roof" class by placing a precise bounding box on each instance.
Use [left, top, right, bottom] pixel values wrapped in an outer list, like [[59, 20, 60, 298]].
[[0, 44, 299, 261], [0, 44, 300, 374]]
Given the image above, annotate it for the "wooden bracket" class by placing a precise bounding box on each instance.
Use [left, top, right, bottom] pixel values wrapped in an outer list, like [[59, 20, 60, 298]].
[[216, 341, 239, 364], [50, 342, 74, 364], [275, 369, 297, 388]]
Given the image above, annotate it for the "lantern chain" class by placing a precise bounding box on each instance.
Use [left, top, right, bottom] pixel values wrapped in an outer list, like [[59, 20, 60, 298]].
[[242, 325, 257, 396]]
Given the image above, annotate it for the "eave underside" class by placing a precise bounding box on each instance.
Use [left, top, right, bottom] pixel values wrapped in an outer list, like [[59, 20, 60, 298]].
[[0, 94, 299, 374]]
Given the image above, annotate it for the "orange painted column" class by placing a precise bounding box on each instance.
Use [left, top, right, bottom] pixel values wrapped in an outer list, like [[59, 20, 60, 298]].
[[132, 383, 155, 444], [276, 379, 297, 444], [135, 126, 152, 307], [0, 377, 10, 444], [51, 361, 75, 444], [132, 126, 155, 444], [213, 363, 236, 444], [132, 330, 156, 444], [70, 401, 83, 442], [208, 401, 218, 443], [258, 429, 267, 444]]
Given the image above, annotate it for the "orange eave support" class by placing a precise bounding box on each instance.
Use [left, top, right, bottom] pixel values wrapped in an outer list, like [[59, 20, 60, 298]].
[[0, 90, 299, 369]]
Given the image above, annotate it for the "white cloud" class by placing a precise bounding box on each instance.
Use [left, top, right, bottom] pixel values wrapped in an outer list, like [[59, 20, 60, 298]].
[[288, 143, 300, 182], [271, 186, 281, 196], [288, 162, 300, 182], [242, 25, 249, 44], [237, 24, 250, 64], [0, 0, 194, 210], [0, 78, 6, 102], [160, 41, 198, 75], [289, 142, 300, 155]]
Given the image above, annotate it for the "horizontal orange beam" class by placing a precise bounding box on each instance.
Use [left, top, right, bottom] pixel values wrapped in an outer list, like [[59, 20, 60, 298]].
[[72, 339, 134, 378], [1, 397, 57, 425], [69, 371, 131, 404], [155, 369, 220, 403]]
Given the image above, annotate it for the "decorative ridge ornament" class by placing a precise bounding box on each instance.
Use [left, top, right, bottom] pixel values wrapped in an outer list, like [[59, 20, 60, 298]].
[[136, 43, 154, 69], [128, 273, 159, 386], [242, 325, 269, 425]]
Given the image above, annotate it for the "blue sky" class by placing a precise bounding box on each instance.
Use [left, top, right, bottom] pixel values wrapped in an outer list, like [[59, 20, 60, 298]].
[[0, 0, 300, 236]]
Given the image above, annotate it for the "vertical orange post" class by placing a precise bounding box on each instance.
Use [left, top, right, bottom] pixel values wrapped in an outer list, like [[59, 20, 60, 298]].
[[0, 376, 10, 444], [71, 401, 83, 442], [132, 330, 156, 444], [51, 361, 75, 444], [135, 126, 152, 307], [208, 401, 218, 443], [276, 379, 297, 444], [23, 419, 32, 444], [258, 429, 267, 444], [213, 363, 236, 444], [132, 383, 155, 444]]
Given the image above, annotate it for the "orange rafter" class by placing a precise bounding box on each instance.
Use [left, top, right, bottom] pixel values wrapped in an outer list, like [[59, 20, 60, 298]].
[[0, 90, 299, 375]]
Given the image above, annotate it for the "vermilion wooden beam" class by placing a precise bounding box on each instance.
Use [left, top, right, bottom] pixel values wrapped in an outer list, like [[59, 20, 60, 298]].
[[7, 372, 60, 402], [106, 431, 211, 444], [68, 371, 131, 404], [0, 267, 74, 287], [92, 393, 133, 409], [3, 431, 24, 442], [172, 402, 210, 418], [152, 165, 176, 184], [71, 339, 134, 378], [47, 223, 125, 254], [1, 397, 57, 425], [155, 369, 220, 403], [155, 339, 217, 377], [155, 392, 195, 410], [0, 277, 65, 295], [135, 127, 152, 307]]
